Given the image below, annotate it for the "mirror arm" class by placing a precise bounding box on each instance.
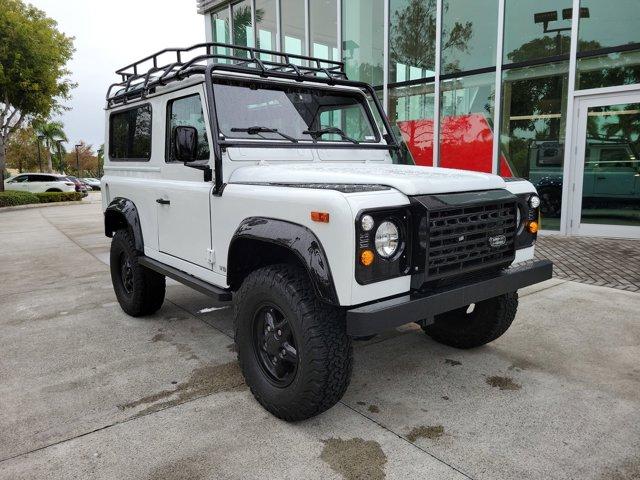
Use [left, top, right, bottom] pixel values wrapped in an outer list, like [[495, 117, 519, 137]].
[[184, 162, 213, 182]]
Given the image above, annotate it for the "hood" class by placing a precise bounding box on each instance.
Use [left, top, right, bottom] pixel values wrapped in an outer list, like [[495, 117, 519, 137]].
[[228, 163, 507, 195]]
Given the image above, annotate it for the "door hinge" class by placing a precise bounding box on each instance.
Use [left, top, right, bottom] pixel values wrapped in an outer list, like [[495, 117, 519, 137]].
[[207, 248, 216, 265]]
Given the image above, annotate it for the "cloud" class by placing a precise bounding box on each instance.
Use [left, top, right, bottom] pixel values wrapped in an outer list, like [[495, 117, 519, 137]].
[[29, 0, 205, 150]]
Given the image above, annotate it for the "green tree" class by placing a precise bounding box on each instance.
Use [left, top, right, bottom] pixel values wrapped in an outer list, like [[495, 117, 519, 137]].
[[389, 0, 472, 75], [5, 125, 38, 173], [0, 0, 75, 188], [33, 119, 68, 173]]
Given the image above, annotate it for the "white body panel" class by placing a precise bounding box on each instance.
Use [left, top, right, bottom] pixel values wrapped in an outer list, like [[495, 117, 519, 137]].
[[102, 77, 540, 307], [228, 163, 508, 196]]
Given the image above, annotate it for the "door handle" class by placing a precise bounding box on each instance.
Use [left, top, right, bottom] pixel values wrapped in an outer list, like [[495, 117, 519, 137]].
[[156, 198, 171, 205], [596, 176, 606, 180]]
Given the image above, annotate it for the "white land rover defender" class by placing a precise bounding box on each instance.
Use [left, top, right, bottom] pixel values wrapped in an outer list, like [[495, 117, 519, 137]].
[[102, 43, 552, 421]]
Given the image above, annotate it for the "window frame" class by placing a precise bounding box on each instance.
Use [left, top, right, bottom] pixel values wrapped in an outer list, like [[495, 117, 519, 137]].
[[108, 103, 153, 162], [165, 93, 212, 164]]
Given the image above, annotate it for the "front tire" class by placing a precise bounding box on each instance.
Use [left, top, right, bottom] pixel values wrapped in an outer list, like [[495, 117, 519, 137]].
[[421, 292, 518, 349], [234, 264, 353, 421], [110, 229, 166, 317]]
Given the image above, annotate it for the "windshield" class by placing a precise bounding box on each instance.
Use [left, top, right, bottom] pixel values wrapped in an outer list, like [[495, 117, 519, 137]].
[[213, 79, 380, 144]]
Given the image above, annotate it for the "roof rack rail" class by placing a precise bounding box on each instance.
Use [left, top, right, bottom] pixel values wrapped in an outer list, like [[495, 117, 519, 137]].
[[106, 42, 348, 107]]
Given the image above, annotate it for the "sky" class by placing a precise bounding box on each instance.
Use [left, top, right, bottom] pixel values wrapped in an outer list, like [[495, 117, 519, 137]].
[[28, 0, 205, 151]]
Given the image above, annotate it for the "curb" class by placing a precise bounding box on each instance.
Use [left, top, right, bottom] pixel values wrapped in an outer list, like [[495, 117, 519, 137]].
[[0, 199, 97, 213]]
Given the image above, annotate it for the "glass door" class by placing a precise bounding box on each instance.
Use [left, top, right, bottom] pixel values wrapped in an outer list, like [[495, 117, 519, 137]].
[[571, 91, 640, 238]]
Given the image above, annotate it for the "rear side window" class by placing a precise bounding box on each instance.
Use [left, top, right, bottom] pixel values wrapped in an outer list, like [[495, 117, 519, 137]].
[[166, 94, 210, 162], [28, 174, 54, 182], [109, 104, 152, 161]]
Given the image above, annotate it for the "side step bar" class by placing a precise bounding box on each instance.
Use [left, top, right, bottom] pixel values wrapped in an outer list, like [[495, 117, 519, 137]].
[[138, 256, 232, 302]]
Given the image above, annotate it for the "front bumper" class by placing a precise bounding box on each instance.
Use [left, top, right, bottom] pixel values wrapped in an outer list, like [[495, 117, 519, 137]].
[[346, 259, 553, 337]]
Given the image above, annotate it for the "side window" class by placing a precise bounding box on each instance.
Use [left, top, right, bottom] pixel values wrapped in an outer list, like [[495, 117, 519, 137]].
[[109, 104, 152, 161], [13, 175, 28, 183], [27, 175, 47, 182], [166, 94, 210, 162]]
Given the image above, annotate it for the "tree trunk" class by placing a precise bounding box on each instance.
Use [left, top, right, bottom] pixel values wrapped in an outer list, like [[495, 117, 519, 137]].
[[46, 146, 53, 173], [0, 133, 6, 192]]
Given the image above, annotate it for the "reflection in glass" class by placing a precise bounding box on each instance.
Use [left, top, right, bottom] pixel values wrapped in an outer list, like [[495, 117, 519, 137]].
[[282, 0, 306, 60], [581, 103, 640, 227], [500, 61, 569, 230], [211, 8, 231, 59], [256, 0, 277, 58], [503, 0, 572, 64], [577, 50, 640, 90], [342, 0, 385, 85], [389, 0, 437, 83], [439, 73, 495, 173], [232, 0, 254, 58], [578, 0, 640, 51], [441, 0, 497, 74], [389, 83, 436, 166], [311, 0, 339, 61]]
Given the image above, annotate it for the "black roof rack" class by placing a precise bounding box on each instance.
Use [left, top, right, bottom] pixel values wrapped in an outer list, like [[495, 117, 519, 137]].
[[106, 42, 348, 107]]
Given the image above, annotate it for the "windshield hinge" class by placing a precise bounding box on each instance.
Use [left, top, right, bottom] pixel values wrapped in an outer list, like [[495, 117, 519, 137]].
[[207, 248, 216, 265]]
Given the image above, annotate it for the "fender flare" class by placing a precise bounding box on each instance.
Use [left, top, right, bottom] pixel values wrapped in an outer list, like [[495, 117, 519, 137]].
[[104, 197, 144, 252], [229, 217, 339, 305]]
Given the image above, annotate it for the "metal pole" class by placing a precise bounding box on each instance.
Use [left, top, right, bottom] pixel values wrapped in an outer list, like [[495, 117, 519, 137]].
[[36, 138, 42, 172]]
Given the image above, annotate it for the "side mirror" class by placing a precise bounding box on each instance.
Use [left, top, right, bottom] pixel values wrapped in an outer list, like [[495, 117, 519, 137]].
[[174, 126, 199, 163]]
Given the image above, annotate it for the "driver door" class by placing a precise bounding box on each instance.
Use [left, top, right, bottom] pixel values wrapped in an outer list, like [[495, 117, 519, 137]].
[[156, 87, 215, 269]]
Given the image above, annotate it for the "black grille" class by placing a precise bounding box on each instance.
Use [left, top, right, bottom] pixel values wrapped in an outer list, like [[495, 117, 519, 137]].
[[425, 200, 517, 279]]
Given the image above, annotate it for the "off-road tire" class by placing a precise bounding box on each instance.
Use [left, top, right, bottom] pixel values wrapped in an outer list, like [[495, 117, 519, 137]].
[[421, 292, 518, 349], [110, 229, 165, 317], [234, 264, 353, 421]]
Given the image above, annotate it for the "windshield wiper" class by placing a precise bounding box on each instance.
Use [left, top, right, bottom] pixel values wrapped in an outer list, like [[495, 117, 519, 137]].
[[303, 127, 359, 144], [230, 126, 298, 143]]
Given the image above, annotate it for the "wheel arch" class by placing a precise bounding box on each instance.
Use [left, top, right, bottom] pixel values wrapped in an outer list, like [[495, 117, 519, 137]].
[[227, 217, 339, 306], [104, 197, 144, 252]]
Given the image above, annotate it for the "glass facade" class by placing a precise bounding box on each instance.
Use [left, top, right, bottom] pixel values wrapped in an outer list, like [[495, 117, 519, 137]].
[[310, 0, 339, 61], [342, 0, 385, 85], [205, 0, 640, 236]]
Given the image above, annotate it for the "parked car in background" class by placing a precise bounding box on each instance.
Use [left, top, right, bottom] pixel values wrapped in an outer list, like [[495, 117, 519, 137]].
[[81, 178, 101, 190], [64, 176, 89, 196], [3, 173, 76, 193]]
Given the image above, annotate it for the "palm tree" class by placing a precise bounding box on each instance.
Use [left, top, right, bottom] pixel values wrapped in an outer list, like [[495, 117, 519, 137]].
[[33, 120, 68, 173]]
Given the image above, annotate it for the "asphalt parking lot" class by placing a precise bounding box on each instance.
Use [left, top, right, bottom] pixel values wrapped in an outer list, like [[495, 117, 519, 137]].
[[1, 198, 639, 480]]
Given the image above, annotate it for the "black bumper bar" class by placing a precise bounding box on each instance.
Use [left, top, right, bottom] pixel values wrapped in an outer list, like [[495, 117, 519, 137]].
[[346, 260, 553, 337]]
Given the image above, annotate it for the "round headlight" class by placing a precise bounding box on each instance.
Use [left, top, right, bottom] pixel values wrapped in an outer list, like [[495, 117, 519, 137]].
[[529, 194, 541, 209], [361, 214, 375, 232], [375, 221, 400, 258]]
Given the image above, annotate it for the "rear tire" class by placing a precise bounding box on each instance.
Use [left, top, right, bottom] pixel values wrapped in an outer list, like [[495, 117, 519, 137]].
[[46, 189, 62, 192], [110, 229, 165, 317], [234, 264, 353, 421], [421, 292, 518, 349]]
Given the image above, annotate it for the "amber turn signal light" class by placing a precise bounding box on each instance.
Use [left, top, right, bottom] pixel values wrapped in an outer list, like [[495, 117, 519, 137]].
[[311, 211, 330, 223], [527, 221, 539, 234], [360, 249, 375, 266]]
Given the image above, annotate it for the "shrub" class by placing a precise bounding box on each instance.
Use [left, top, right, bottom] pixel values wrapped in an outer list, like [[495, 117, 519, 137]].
[[0, 190, 83, 208], [0, 191, 40, 207], [35, 192, 83, 203]]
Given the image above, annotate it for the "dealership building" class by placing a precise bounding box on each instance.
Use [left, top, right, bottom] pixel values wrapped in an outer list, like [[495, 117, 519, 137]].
[[197, 0, 640, 238]]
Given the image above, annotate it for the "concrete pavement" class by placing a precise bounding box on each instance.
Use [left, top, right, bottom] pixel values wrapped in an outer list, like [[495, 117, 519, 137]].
[[0, 201, 639, 479]]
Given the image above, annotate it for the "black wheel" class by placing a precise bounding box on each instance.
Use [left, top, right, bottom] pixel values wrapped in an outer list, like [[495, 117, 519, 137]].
[[234, 264, 353, 421], [110, 229, 166, 317], [46, 189, 62, 192], [421, 292, 518, 349]]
